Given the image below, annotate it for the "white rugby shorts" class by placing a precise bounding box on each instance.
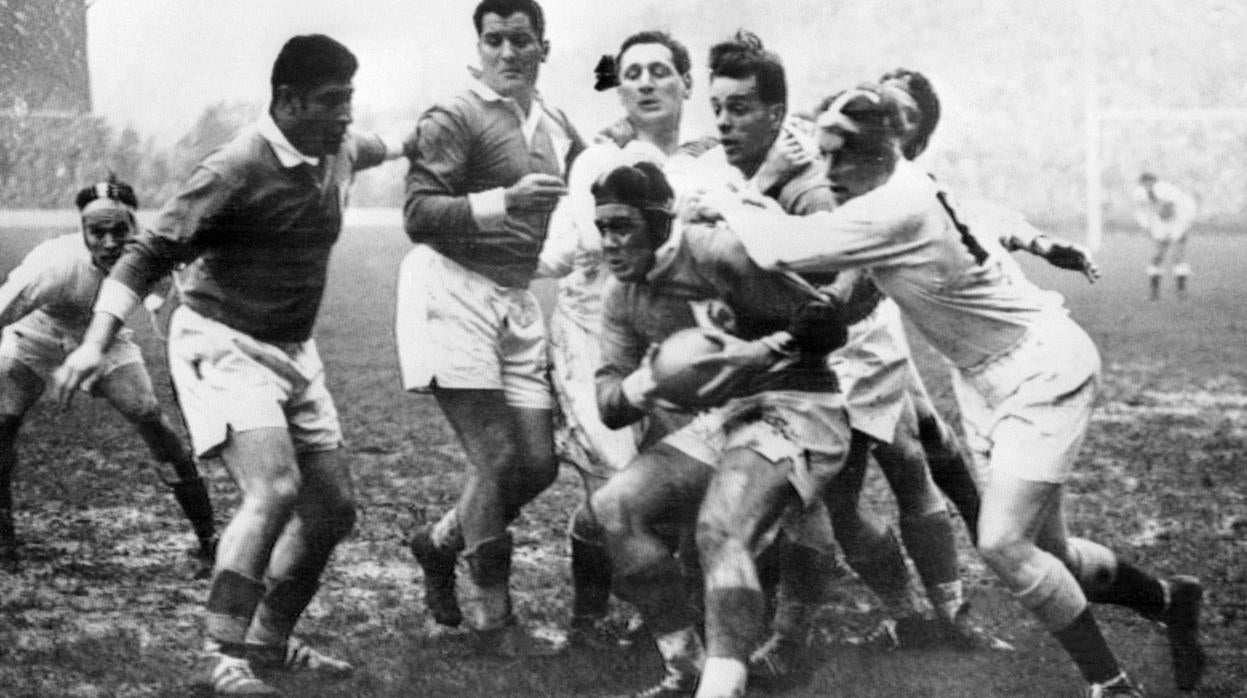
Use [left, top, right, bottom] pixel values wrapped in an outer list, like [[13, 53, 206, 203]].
[[951, 312, 1100, 484], [166, 306, 342, 458], [661, 390, 851, 506], [828, 298, 911, 444], [0, 313, 143, 413], [395, 245, 552, 409]]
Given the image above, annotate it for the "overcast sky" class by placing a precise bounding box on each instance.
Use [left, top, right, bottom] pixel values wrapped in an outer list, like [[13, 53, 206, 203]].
[[85, 0, 797, 144]]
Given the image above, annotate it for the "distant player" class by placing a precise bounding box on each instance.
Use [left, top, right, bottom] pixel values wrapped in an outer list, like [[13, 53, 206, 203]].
[[1133, 172, 1197, 300], [0, 177, 217, 573]]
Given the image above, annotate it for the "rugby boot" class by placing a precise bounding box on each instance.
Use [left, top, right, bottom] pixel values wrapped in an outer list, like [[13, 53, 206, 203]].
[[409, 526, 462, 627], [195, 642, 282, 696], [1085, 673, 1144, 697], [463, 534, 563, 657], [938, 603, 1015, 652], [248, 636, 353, 678], [747, 632, 813, 690], [188, 534, 218, 580], [626, 672, 698, 698], [1162, 576, 1206, 691]]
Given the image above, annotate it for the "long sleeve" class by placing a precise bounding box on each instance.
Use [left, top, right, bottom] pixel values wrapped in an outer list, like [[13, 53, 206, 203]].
[[595, 281, 650, 429], [725, 164, 933, 274], [0, 257, 51, 328], [109, 166, 234, 299], [403, 106, 485, 244]]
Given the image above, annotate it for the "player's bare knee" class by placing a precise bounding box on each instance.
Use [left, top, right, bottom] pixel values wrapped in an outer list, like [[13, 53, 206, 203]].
[[976, 526, 1031, 573]]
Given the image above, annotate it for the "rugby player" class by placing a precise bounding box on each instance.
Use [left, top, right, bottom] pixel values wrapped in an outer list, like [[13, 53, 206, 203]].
[[397, 0, 584, 656], [692, 82, 1206, 698], [0, 177, 216, 574], [536, 29, 694, 648], [670, 34, 995, 675], [588, 159, 863, 698], [1132, 172, 1197, 300], [54, 35, 402, 696]]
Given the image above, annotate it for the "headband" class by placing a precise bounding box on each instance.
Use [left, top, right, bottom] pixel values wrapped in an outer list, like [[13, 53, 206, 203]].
[[81, 197, 136, 217]]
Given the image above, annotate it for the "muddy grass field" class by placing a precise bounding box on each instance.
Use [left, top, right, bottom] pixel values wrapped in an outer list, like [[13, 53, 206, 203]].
[[0, 218, 1244, 697]]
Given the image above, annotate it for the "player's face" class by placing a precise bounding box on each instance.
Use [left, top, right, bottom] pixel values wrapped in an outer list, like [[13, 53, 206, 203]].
[[285, 80, 354, 157], [81, 208, 136, 271], [478, 12, 547, 101], [597, 203, 658, 283], [617, 43, 688, 129], [709, 75, 783, 175], [818, 117, 897, 204]]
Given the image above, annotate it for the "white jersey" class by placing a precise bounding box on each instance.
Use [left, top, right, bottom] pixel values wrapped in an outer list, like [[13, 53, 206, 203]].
[[724, 160, 1067, 370], [1132, 180, 1196, 242], [0, 234, 106, 334]]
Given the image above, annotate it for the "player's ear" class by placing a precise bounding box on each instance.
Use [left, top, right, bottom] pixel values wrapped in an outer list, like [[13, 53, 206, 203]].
[[540, 38, 550, 62]]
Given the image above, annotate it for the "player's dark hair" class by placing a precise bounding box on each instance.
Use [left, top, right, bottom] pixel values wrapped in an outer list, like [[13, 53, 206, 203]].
[[617, 31, 691, 78], [474, 0, 545, 39], [708, 29, 786, 107], [75, 172, 138, 211], [270, 34, 358, 96], [592, 161, 675, 245], [1139, 172, 1158, 184], [880, 68, 940, 159]]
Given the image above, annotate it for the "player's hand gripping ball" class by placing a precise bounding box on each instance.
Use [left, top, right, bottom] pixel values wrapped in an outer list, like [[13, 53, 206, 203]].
[[649, 328, 735, 409]]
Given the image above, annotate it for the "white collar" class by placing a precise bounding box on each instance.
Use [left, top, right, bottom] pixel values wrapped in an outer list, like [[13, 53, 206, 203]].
[[258, 113, 319, 168], [469, 79, 551, 149]]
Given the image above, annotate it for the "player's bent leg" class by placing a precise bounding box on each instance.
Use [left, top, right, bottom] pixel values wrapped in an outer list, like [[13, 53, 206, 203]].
[[245, 446, 355, 677], [978, 473, 1139, 693], [0, 357, 45, 571], [1147, 241, 1169, 301], [567, 501, 621, 649], [1172, 237, 1190, 297], [873, 406, 975, 639], [99, 363, 218, 567], [695, 446, 799, 698], [826, 433, 923, 640], [1061, 535, 1206, 690], [0, 414, 23, 570], [506, 405, 559, 520], [909, 381, 981, 539], [195, 427, 304, 696], [595, 444, 713, 695], [428, 388, 523, 642]]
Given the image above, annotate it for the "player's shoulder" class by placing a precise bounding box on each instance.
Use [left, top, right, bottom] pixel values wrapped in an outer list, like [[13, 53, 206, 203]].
[[25, 234, 86, 267]]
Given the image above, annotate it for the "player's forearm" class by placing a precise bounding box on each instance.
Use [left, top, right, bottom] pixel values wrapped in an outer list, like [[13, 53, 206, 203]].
[[78, 309, 126, 353]]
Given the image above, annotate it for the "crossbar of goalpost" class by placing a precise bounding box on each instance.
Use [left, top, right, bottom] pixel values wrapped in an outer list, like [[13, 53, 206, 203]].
[[1084, 107, 1247, 250]]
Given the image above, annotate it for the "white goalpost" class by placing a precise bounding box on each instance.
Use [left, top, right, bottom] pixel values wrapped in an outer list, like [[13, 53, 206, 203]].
[[1080, 2, 1247, 250]]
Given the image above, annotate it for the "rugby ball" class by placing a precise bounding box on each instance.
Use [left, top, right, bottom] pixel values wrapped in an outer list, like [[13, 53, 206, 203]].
[[649, 328, 729, 408]]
